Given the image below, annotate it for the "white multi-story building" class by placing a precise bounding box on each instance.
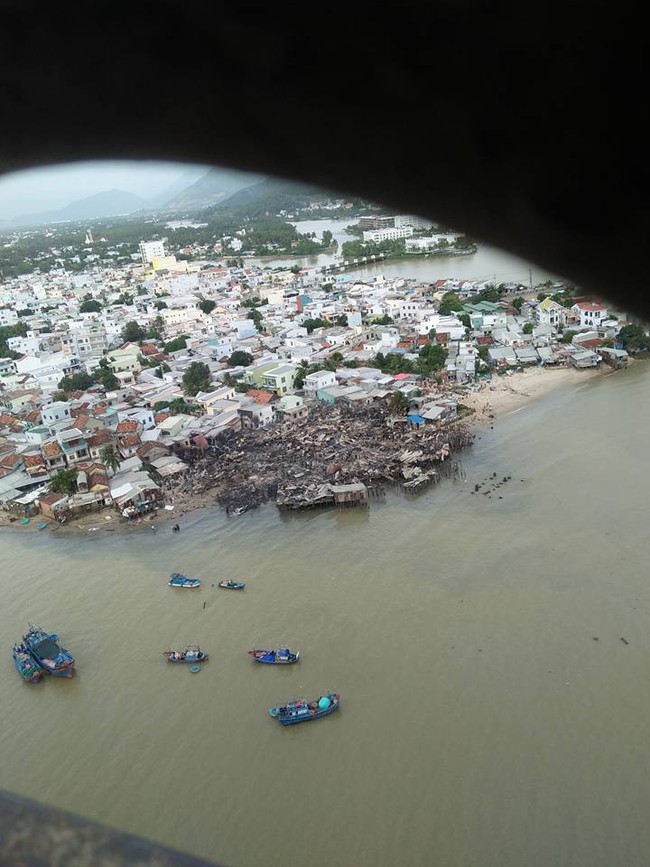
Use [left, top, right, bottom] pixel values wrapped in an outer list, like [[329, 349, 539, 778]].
[[362, 227, 414, 243], [0, 308, 19, 327], [394, 215, 435, 229], [572, 301, 608, 328], [139, 240, 166, 266]]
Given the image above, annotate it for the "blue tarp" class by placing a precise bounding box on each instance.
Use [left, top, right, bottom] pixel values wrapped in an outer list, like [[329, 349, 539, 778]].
[[407, 414, 425, 425]]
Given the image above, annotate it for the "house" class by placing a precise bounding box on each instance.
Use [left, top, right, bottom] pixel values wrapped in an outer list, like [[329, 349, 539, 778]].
[[55, 428, 90, 465], [42, 440, 67, 472], [569, 348, 601, 368], [572, 301, 608, 328], [536, 297, 567, 329], [87, 429, 115, 460], [38, 492, 70, 520], [303, 369, 337, 394], [23, 452, 48, 477], [275, 394, 309, 424]]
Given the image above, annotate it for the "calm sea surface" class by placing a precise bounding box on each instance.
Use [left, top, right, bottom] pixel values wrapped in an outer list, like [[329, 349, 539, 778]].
[[2, 362, 650, 867]]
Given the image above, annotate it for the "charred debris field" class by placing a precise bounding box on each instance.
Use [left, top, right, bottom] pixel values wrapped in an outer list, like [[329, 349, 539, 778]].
[[172, 403, 475, 512]]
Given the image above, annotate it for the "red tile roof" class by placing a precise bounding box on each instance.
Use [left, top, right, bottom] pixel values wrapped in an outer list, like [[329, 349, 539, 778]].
[[576, 302, 607, 311], [120, 433, 141, 447], [246, 389, 274, 405], [42, 441, 63, 457], [154, 412, 171, 423], [23, 453, 45, 468], [39, 492, 67, 506], [0, 452, 21, 470], [116, 420, 139, 433], [88, 430, 113, 447]]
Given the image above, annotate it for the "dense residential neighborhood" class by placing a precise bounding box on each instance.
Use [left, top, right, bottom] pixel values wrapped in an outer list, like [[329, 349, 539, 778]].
[[0, 224, 643, 525]]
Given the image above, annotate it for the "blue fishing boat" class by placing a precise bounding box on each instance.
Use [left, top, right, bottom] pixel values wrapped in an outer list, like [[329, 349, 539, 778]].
[[248, 646, 300, 664], [169, 572, 201, 588], [12, 643, 44, 683], [22, 624, 75, 678], [162, 644, 208, 663], [269, 692, 339, 725], [218, 580, 245, 590]]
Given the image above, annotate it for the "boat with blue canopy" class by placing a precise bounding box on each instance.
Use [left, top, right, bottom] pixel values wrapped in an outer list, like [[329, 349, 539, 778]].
[[169, 572, 201, 588], [22, 624, 75, 678], [248, 646, 300, 664], [269, 692, 339, 725], [12, 642, 44, 683]]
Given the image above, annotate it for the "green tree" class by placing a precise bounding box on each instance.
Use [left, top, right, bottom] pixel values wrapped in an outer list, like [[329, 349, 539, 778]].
[[155, 300, 168, 310], [561, 330, 577, 343], [57, 371, 95, 393], [48, 468, 78, 495], [389, 391, 411, 414], [121, 321, 146, 343], [523, 322, 534, 334], [512, 296, 525, 313], [79, 298, 102, 313], [228, 350, 254, 366], [617, 323, 648, 350], [302, 317, 331, 333], [199, 299, 216, 314], [99, 443, 121, 473], [182, 361, 211, 396], [417, 342, 448, 375], [93, 358, 119, 391], [164, 335, 189, 353], [438, 293, 464, 315], [334, 314, 348, 327]]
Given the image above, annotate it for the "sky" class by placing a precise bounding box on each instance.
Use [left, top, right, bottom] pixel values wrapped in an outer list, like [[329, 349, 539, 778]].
[[0, 160, 209, 221]]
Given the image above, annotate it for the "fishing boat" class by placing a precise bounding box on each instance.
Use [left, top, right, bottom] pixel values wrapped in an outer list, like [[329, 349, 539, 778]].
[[218, 580, 245, 590], [22, 624, 75, 678], [12, 643, 44, 683], [269, 692, 339, 725], [248, 646, 299, 664], [169, 572, 201, 588], [162, 644, 208, 663]]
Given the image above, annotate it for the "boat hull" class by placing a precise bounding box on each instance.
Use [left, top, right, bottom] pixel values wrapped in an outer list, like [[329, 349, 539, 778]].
[[270, 693, 339, 725], [22, 627, 75, 678], [249, 649, 299, 664], [12, 648, 44, 683], [218, 582, 245, 590]]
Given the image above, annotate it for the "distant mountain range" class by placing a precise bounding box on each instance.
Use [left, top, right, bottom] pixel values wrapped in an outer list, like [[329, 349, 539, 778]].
[[1, 166, 266, 229]]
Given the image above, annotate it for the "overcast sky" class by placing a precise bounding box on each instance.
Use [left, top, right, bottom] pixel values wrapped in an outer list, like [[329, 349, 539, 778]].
[[0, 160, 209, 220]]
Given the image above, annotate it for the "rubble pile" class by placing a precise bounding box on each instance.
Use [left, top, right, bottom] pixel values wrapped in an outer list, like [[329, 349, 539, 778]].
[[172, 403, 474, 512]]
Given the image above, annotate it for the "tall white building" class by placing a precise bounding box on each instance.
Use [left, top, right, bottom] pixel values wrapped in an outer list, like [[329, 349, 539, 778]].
[[362, 227, 414, 243], [139, 240, 166, 265]]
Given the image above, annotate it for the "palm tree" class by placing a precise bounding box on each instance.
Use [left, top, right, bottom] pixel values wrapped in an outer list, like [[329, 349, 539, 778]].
[[100, 443, 121, 475]]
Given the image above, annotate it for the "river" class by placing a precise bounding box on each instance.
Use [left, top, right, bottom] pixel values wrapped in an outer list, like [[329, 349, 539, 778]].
[[243, 217, 566, 287], [2, 361, 650, 867]]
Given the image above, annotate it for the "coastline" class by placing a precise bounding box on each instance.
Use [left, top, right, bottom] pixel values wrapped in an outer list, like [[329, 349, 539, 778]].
[[0, 363, 616, 538], [457, 363, 612, 429]]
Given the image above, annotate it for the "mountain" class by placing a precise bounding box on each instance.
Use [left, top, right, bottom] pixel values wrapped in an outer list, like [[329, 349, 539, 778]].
[[211, 176, 341, 216], [162, 166, 264, 210], [146, 165, 208, 208], [9, 189, 149, 227]]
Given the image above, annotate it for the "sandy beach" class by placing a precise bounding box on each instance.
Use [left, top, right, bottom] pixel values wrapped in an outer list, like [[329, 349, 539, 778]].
[[457, 364, 611, 428]]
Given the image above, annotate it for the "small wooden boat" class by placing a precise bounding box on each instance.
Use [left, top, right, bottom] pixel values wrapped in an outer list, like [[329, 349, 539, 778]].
[[169, 572, 201, 588], [248, 646, 299, 664], [218, 580, 245, 590], [269, 692, 339, 725], [12, 643, 44, 683], [22, 624, 75, 678], [162, 644, 208, 663]]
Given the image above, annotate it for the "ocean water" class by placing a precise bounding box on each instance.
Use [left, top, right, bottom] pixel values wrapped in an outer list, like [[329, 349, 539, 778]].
[[1, 362, 649, 867]]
